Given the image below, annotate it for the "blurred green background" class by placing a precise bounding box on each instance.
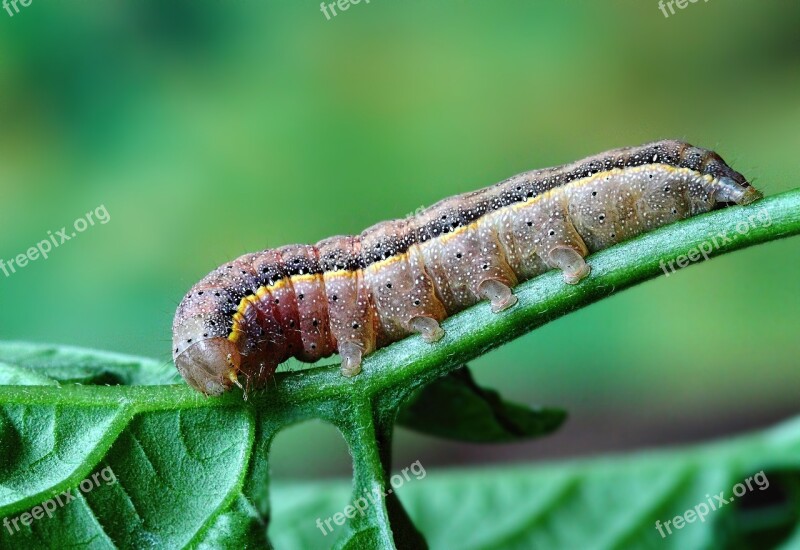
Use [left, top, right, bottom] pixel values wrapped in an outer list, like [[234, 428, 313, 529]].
[[0, 0, 798, 487]]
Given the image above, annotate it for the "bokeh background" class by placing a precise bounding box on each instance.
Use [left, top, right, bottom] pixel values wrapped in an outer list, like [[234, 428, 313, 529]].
[[1, 0, 798, 491]]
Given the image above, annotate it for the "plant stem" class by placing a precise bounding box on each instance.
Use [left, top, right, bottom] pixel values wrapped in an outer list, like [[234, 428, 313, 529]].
[[0, 189, 798, 413]]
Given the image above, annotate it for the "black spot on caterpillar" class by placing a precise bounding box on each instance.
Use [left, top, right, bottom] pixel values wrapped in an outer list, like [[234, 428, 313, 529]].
[[173, 140, 761, 395]]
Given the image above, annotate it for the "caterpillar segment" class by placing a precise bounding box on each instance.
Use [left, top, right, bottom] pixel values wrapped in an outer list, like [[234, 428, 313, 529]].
[[173, 140, 761, 395]]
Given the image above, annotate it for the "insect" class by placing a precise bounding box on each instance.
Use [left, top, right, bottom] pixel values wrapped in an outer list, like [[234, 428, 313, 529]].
[[173, 140, 762, 396]]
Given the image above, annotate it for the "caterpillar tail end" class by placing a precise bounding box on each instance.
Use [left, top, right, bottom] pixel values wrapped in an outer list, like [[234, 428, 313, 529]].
[[716, 176, 763, 206]]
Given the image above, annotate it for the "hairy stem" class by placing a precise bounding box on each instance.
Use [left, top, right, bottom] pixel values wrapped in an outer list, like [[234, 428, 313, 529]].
[[1, 189, 797, 411], [0, 190, 797, 549]]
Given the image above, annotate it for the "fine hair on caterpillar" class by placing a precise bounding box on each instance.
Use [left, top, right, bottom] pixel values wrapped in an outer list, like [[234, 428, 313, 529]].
[[172, 139, 762, 396]]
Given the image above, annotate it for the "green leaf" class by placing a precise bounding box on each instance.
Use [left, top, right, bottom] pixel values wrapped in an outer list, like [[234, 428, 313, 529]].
[[0, 343, 261, 549], [397, 366, 566, 442], [271, 416, 800, 549], [0, 342, 174, 386], [0, 190, 799, 547], [194, 495, 271, 549]]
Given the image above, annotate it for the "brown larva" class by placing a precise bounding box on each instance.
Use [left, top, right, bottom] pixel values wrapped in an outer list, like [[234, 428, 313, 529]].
[[172, 140, 762, 395]]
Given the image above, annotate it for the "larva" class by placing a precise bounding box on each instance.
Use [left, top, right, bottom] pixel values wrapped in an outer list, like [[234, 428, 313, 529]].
[[173, 140, 761, 395]]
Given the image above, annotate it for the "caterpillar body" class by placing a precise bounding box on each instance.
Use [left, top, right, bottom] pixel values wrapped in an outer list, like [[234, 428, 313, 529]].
[[173, 140, 761, 395]]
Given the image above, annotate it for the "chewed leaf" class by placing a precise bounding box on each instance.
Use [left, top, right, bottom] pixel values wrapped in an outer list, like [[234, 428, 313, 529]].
[[0, 362, 60, 386], [0, 189, 798, 548], [396, 366, 566, 442], [0, 344, 261, 549], [0, 342, 175, 386]]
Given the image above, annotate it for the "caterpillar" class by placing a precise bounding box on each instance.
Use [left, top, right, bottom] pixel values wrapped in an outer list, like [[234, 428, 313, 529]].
[[172, 140, 761, 396]]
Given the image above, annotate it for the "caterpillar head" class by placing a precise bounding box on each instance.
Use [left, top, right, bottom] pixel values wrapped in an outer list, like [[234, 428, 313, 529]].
[[172, 315, 241, 396]]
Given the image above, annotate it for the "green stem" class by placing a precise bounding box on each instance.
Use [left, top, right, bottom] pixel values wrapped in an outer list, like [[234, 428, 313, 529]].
[[1, 190, 798, 550], [1, 189, 797, 412], [335, 398, 396, 548]]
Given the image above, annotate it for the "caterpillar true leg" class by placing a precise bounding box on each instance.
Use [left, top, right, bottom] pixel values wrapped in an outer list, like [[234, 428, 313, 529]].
[[477, 279, 518, 312], [548, 246, 591, 285], [409, 316, 445, 343]]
